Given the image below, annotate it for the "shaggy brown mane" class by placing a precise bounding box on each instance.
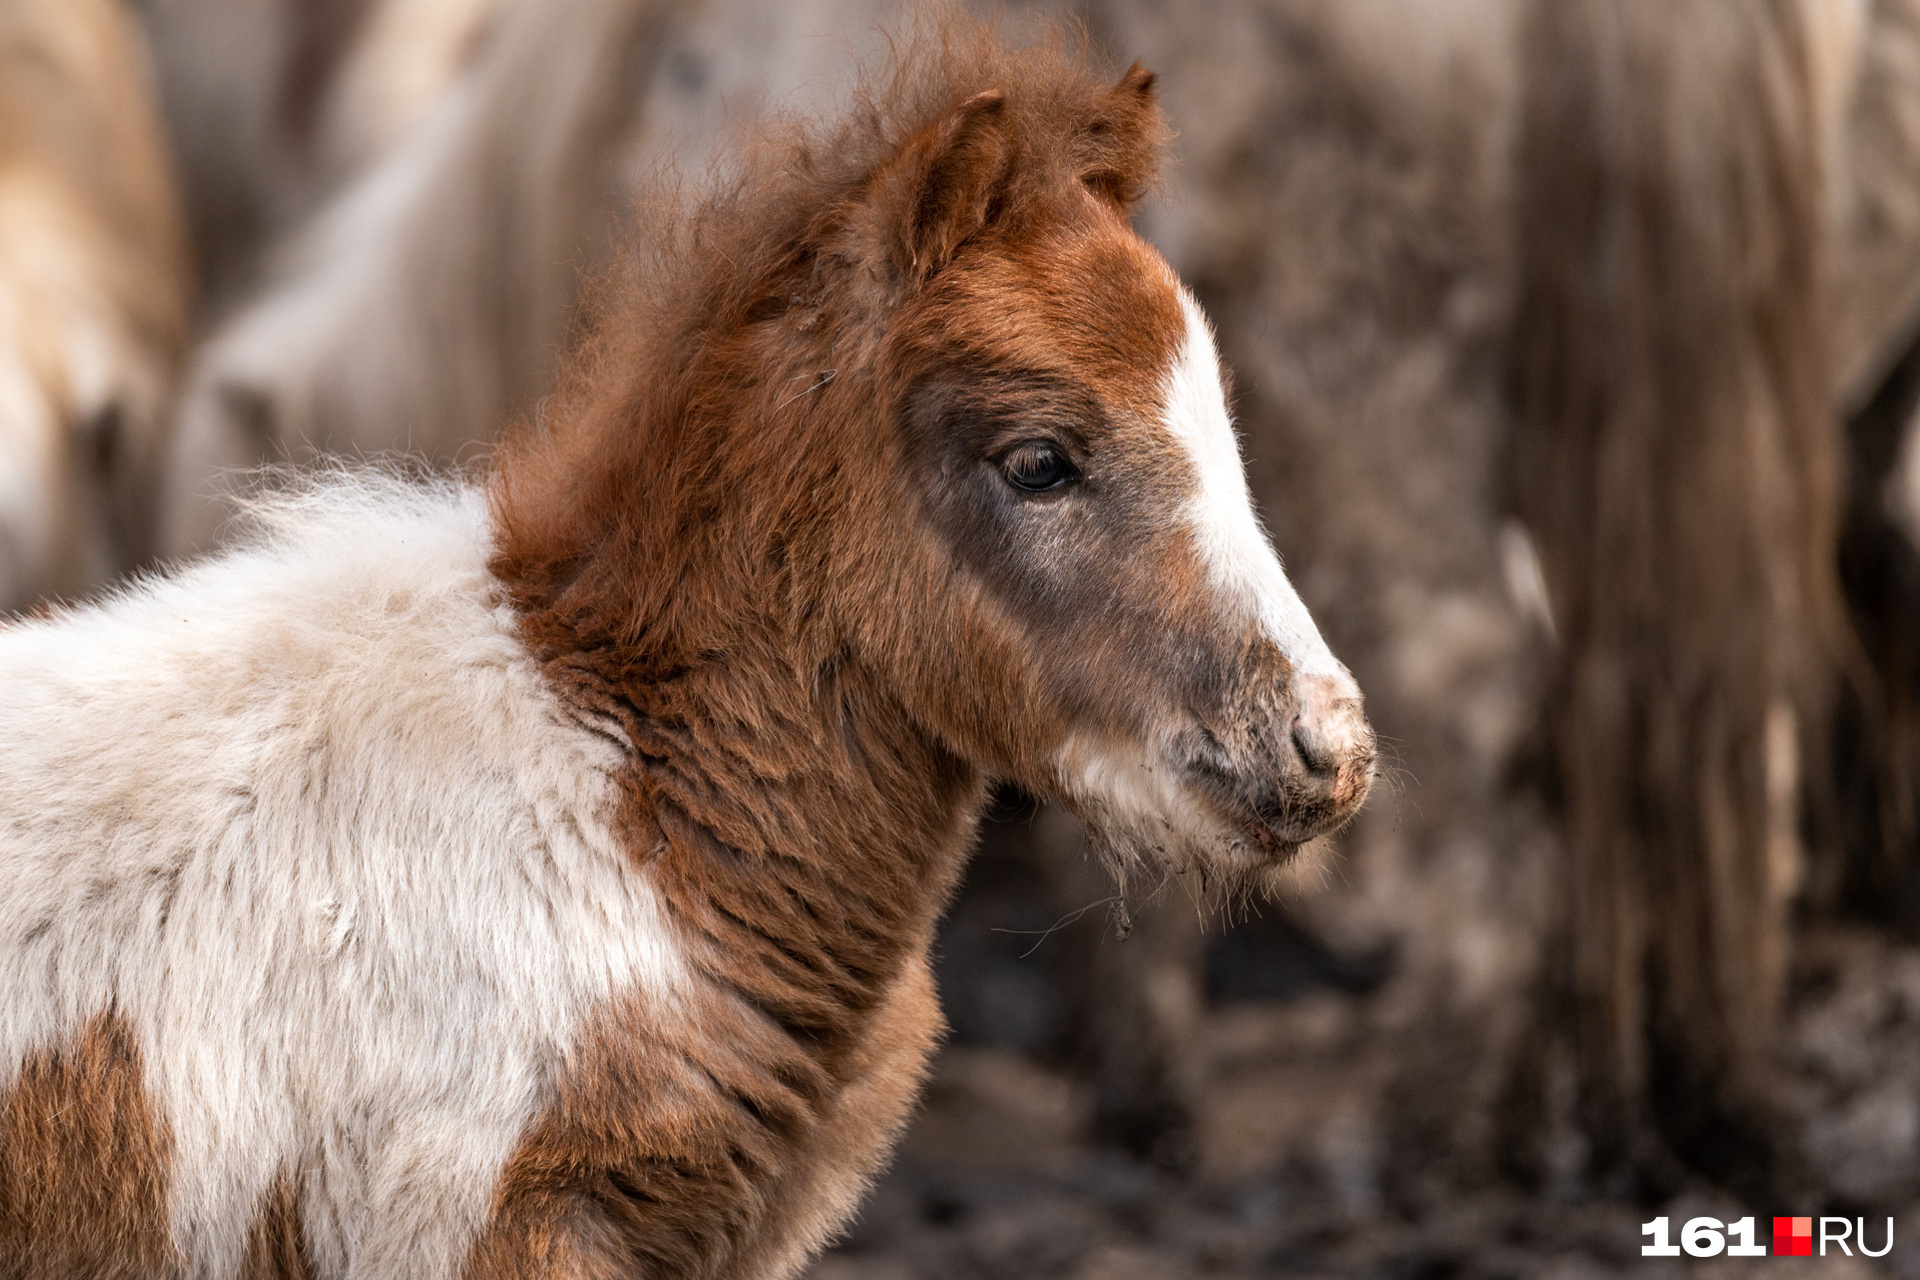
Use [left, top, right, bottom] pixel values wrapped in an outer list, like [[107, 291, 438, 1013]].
[[488, 17, 1168, 664]]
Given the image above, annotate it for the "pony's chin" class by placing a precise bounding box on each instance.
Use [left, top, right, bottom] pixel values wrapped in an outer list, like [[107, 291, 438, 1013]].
[[1185, 795, 1314, 882], [1077, 805, 1305, 900], [1239, 814, 1297, 859], [1199, 827, 1308, 892]]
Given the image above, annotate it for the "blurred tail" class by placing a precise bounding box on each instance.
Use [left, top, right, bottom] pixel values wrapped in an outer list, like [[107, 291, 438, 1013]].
[[1511, 0, 1846, 1185]]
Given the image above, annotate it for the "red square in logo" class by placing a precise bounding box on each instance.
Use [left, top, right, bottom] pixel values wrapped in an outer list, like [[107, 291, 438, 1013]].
[[1773, 1217, 1813, 1256]]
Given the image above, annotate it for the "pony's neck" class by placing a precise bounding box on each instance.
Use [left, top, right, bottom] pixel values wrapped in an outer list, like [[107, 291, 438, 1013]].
[[653, 646, 981, 982], [488, 311, 988, 1064], [510, 535, 985, 1067]]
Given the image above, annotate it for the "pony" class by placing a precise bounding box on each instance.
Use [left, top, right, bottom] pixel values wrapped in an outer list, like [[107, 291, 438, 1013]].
[[0, 29, 1373, 1278], [140, 0, 1920, 1201], [0, 0, 191, 612]]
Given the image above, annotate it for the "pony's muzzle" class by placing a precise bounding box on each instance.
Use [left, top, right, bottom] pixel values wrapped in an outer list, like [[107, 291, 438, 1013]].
[[1174, 668, 1374, 853], [1277, 672, 1374, 838]]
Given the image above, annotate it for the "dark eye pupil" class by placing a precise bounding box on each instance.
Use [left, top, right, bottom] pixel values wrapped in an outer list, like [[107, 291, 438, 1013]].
[[1003, 442, 1072, 492]]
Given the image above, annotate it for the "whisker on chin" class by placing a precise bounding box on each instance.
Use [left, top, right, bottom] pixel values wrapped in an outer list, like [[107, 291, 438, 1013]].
[[989, 894, 1123, 958]]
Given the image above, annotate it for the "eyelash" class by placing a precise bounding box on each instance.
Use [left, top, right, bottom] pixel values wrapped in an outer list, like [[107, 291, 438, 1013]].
[[998, 440, 1079, 493]]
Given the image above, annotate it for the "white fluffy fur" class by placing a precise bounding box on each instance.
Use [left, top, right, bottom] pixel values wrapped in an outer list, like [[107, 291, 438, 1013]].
[[0, 476, 684, 1275], [1056, 730, 1250, 879]]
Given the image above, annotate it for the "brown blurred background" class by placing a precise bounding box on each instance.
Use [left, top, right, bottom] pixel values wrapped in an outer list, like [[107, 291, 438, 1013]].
[[8, 0, 1920, 1273]]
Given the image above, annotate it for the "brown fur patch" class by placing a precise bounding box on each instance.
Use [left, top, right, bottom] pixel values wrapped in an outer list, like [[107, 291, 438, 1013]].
[[240, 1172, 313, 1280], [467, 957, 942, 1279], [0, 1011, 178, 1279]]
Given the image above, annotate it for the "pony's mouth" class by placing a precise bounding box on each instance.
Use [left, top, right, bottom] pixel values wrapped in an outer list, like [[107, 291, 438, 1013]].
[[1178, 743, 1345, 858], [1053, 730, 1343, 872], [1225, 801, 1314, 864], [1242, 813, 1291, 854]]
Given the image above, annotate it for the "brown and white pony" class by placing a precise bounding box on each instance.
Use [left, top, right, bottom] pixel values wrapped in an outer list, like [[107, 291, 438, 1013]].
[[0, 31, 1371, 1277], [0, 0, 191, 611]]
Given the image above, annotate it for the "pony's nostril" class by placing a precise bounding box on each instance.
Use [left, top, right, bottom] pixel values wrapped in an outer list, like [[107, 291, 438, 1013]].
[[1291, 716, 1337, 777]]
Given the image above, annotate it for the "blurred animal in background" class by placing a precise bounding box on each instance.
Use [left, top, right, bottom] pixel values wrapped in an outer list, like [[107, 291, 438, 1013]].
[[1828, 0, 1920, 942], [142, 0, 908, 556], [0, 0, 190, 611], [138, 0, 511, 309], [0, 29, 1374, 1272], [142, 0, 656, 553], [1508, 0, 1845, 1193]]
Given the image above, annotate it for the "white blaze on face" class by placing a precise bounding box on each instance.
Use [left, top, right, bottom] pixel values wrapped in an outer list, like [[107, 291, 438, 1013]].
[[1161, 289, 1342, 679]]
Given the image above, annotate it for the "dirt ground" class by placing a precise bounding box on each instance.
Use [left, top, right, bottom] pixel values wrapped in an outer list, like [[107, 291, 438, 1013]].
[[810, 888, 1920, 1279]]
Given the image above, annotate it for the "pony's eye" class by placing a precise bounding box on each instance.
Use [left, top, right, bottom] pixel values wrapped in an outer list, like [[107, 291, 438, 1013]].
[[999, 441, 1078, 493]]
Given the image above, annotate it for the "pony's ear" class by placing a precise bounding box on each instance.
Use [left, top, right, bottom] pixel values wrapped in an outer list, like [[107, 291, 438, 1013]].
[[1077, 63, 1165, 210], [857, 89, 1011, 288]]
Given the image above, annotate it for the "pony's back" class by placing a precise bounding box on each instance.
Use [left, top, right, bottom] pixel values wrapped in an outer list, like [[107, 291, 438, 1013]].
[[0, 477, 682, 1275]]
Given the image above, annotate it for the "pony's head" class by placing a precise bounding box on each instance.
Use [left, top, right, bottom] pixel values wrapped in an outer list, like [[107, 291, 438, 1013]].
[[494, 29, 1373, 891], [824, 47, 1374, 885]]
